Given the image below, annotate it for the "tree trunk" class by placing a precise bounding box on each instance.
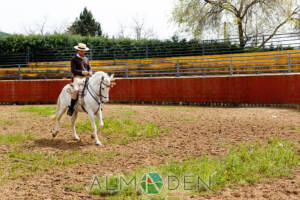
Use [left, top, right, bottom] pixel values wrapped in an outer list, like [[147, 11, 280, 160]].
[[237, 19, 245, 48]]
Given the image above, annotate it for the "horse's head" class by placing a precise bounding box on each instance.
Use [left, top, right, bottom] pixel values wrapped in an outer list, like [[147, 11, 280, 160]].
[[93, 72, 116, 103]]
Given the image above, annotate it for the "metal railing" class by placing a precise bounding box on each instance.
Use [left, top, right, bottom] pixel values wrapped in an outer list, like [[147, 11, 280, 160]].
[[1, 51, 300, 80], [0, 32, 300, 65]]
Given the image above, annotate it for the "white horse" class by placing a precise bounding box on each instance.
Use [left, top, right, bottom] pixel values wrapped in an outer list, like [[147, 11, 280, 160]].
[[51, 71, 115, 145]]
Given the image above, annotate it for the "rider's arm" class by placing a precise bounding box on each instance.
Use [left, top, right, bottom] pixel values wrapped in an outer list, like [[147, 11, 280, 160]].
[[87, 59, 93, 76]]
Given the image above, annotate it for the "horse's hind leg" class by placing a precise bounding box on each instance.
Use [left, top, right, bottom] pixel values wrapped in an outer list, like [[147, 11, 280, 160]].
[[52, 105, 66, 138], [72, 111, 80, 141]]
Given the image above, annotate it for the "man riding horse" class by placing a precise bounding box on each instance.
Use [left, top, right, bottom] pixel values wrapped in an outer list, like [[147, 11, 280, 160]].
[[67, 43, 92, 116], [52, 43, 116, 145]]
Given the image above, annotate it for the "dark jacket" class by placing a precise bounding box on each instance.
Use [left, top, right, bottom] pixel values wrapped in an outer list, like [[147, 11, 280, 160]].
[[71, 55, 91, 76]]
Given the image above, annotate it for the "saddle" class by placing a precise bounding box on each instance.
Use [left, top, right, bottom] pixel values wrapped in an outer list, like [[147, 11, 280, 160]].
[[66, 78, 89, 106]]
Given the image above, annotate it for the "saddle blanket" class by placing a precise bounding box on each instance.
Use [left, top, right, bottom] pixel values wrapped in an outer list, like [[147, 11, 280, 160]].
[[66, 78, 87, 105]]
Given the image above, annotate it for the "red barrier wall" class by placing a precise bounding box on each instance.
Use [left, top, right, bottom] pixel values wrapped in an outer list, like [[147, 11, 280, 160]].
[[110, 74, 300, 104], [1, 74, 300, 104], [0, 80, 70, 103]]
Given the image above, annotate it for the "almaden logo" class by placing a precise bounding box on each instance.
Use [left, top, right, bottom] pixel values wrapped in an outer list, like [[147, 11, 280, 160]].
[[140, 172, 164, 194], [89, 173, 212, 196]]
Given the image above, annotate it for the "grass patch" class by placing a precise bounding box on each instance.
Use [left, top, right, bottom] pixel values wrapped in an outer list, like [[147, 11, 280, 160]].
[[0, 149, 119, 184], [178, 117, 197, 121], [123, 111, 136, 117], [0, 131, 34, 144], [73, 118, 168, 145], [290, 125, 300, 131], [18, 106, 56, 116], [89, 137, 299, 199], [0, 120, 14, 125], [65, 184, 85, 192]]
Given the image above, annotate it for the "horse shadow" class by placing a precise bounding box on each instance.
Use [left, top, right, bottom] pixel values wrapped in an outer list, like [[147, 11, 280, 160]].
[[34, 138, 89, 150]]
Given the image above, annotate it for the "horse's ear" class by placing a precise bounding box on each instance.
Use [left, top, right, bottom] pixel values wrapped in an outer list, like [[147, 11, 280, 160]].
[[110, 74, 114, 79], [101, 76, 104, 81]]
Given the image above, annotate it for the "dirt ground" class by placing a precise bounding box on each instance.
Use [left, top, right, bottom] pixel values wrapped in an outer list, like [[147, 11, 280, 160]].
[[0, 104, 299, 200]]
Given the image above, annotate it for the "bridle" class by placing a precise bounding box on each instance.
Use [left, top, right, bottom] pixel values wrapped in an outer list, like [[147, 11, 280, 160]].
[[87, 77, 112, 105], [99, 79, 111, 102]]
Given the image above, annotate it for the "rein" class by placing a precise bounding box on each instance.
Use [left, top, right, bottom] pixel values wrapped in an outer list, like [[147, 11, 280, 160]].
[[86, 76, 110, 106]]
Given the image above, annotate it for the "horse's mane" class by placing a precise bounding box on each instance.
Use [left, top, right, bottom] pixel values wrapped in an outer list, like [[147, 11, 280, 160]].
[[91, 71, 109, 82], [94, 71, 109, 78]]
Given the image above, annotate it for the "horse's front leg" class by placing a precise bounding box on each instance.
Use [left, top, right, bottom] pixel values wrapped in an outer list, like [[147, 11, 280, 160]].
[[88, 110, 102, 146], [71, 111, 80, 141], [96, 106, 104, 136]]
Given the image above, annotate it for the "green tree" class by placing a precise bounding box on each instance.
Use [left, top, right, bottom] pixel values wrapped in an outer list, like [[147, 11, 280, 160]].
[[172, 0, 300, 47], [67, 7, 102, 37]]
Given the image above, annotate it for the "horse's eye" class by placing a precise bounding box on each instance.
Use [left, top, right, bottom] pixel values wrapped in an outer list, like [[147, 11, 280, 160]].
[[102, 88, 104, 90]]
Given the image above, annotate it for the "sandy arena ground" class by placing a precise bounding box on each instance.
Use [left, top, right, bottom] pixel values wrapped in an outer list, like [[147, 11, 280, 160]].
[[0, 104, 299, 199]]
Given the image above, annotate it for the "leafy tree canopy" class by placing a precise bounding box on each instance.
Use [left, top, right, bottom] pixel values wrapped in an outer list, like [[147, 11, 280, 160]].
[[172, 0, 300, 47], [67, 7, 102, 37]]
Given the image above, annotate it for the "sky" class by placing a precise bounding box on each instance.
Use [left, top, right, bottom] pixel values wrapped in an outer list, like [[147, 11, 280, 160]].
[[0, 0, 181, 40]]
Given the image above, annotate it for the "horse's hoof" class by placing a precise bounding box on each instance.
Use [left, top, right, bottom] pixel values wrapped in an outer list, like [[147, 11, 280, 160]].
[[52, 131, 58, 138], [96, 141, 102, 146], [75, 137, 81, 141]]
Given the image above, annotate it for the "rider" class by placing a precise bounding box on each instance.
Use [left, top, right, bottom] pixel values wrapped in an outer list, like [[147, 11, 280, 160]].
[[67, 43, 93, 116]]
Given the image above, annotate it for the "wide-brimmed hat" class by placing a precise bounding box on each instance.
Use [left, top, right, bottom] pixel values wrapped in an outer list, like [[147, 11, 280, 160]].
[[74, 43, 89, 51]]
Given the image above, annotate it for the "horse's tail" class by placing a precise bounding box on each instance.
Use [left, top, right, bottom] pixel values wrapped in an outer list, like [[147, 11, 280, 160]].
[[50, 97, 61, 121]]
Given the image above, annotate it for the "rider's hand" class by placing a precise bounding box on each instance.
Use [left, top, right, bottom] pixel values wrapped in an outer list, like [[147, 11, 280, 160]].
[[82, 71, 89, 76]]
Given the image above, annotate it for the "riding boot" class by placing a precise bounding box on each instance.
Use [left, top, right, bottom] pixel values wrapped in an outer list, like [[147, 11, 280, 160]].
[[67, 98, 77, 116]]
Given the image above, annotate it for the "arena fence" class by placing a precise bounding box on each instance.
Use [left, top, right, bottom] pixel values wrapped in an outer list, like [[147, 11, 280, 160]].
[[0, 49, 300, 80]]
